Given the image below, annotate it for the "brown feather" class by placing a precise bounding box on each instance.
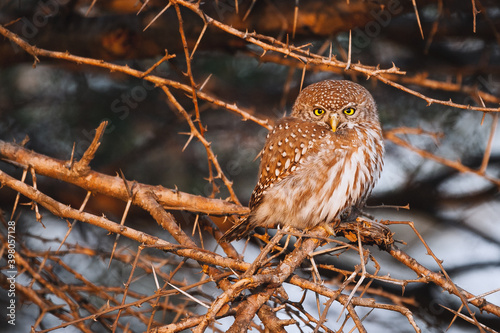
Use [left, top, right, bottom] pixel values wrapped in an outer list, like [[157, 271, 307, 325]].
[[220, 80, 384, 242]]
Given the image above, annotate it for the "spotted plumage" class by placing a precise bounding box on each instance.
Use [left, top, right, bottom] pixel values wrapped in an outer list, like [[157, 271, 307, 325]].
[[221, 80, 384, 242]]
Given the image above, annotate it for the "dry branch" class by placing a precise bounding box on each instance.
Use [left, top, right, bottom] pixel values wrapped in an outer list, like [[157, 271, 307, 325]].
[[1, 21, 499, 114], [385, 127, 500, 187], [0, 138, 247, 216], [2, 136, 499, 332], [1, 2, 499, 332]]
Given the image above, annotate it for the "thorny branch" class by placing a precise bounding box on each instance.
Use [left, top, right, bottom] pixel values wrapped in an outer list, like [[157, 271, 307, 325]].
[[170, 0, 500, 113], [1, 131, 499, 330], [1, 1, 500, 332]]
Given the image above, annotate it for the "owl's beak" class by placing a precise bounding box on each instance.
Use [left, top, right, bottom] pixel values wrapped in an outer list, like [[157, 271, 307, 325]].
[[329, 114, 339, 132]]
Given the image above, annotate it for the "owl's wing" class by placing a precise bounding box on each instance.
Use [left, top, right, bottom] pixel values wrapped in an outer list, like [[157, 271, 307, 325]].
[[249, 117, 330, 208]]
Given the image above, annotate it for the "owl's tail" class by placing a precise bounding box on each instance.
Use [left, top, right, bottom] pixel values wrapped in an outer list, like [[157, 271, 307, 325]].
[[219, 217, 254, 243]]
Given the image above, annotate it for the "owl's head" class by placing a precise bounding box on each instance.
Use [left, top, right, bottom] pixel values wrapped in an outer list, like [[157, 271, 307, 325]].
[[291, 80, 378, 132]]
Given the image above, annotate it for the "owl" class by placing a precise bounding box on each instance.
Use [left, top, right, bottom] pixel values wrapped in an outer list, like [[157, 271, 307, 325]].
[[221, 80, 384, 242]]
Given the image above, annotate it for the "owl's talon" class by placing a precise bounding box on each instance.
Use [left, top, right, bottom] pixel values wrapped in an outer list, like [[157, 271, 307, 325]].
[[320, 224, 336, 237], [356, 216, 373, 228]]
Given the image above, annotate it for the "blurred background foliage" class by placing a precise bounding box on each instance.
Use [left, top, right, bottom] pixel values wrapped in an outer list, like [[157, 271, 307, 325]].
[[1, 0, 500, 332]]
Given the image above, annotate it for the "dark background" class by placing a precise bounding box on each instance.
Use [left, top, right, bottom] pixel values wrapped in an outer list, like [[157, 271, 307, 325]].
[[1, 0, 499, 332]]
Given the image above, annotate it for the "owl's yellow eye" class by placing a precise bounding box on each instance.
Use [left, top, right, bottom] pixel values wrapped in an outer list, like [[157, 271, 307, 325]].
[[313, 108, 325, 116], [343, 107, 356, 116]]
